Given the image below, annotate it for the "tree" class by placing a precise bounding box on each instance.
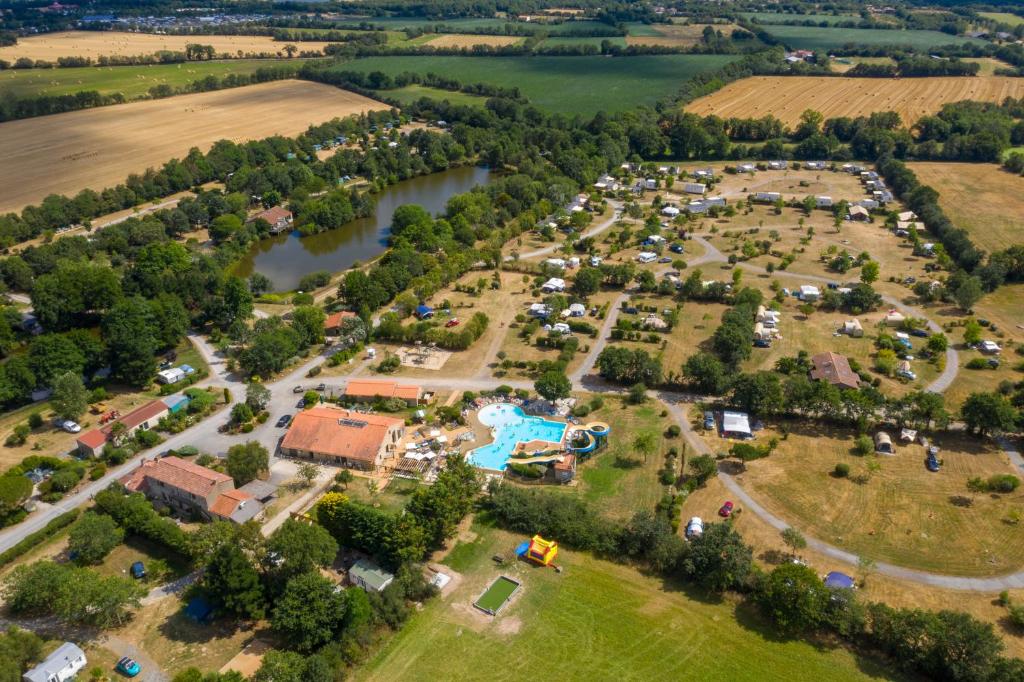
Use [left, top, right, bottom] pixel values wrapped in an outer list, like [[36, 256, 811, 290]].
[[102, 297, 158, 387], [683, 522, 753, 593], [248, 273, 273, 296], [688, 454, 717, 487], [245, 382, 271, 412], [961, 392, 1017, 436], [405, 455, 479, 548], [51, 371, 88, 420], [860, 260, 880, 284], [953, 276, 983, 312], [68, 512, 124, 564], [204, 544, 265, 620], [781, 527, 806, 556], [926, 333, 948, 354], [3, 561, 141, 628], [963, 320, 983, 346], [271, 571, 346, 652], [266, 519, 338, 581], [758, 563, 829, 633], [534, 370, 571, 402], [0, 476, 32, 517], [0, 626, 44, 682], [291, 306, 326, 348], [209, 214, 242, 242], [730, 372, 784, 415], [296, 461, 320, 488], [798, 303, 815, 319], [633, 432, 657, 463], [334, 469, 353, 489], [226, 441, 269, 486], [253, 651, 332, 682], [683, 353, 729, 394], [572, 267, 602, 297]]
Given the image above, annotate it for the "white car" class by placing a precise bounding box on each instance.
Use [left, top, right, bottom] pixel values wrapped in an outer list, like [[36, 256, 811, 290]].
[[57, 419, 81, 434], [685, 516, 704, 539]]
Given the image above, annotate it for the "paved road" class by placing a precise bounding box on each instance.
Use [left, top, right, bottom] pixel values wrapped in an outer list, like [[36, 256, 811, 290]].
[[511, 201, 623, 262]]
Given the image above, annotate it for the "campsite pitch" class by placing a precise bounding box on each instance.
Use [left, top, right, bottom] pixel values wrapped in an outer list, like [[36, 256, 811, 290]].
[[0, 79, 388, 213]]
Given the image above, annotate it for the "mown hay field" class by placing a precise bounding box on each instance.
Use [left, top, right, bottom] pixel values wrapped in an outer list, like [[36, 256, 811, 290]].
[[0, 31, 330, 61], [0, 59, 297, 100], [685, 75, 1024, 127], [333, 54, 739, 115], [424, 34, 523, 48], [625, 23, 743, 47], [758, 24, 983, 51], [908, 162, 1024, 254], [0, 79, 388, 213]]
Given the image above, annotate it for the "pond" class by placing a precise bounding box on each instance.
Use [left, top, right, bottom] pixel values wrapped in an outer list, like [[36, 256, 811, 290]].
[[233, 165, 493, 291]]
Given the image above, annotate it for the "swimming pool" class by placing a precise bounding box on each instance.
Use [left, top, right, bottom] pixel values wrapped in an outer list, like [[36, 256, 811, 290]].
[[469, 404, 567, 471]]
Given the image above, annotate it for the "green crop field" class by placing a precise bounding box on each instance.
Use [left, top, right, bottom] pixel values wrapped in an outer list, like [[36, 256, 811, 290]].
[[623, 22, 665, 36], [331, 54, 738, 115], [377, 84, 488, 107], [539, 36, 627, 48], [760, 25, 984, 51], [0, 59, 307, 100], [333, 16, 613, 35], [742, 12, 861, 26], [356, 523, 901, 682]]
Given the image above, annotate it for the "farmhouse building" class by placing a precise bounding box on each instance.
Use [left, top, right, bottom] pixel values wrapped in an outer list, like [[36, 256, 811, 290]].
[[119, 456, 261, 523], [23, 642, 87, 682], [343, 379, 423, 406], [250, 206, 293, 235], [280, 407, 405, 471], [76, 396, 182, 457], [809, 352, 860, 391], [324, 310, 357, 335]]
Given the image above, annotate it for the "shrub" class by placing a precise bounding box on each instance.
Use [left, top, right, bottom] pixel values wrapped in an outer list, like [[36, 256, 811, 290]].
[[853, 435, 873, 456], [665, 424, 681, 438], [0, 509, 79, 568], [506, 462, 545, 479], [88, 465, 106, 481], [27, 413, 43, 429], [965, 358, 992, 370], [731, 443, 771, 461], [48, 469, 81, 493], [135, 430, 161, 448], [834, 463, 850, 478]]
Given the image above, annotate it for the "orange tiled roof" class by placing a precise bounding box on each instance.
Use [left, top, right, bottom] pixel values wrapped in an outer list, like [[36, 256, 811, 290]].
[[77, 428, 108, 450], [252, 206, 292, 224], [344, 379, 421, 401], [324, 311, 357, 329], [120, 455, 231, 499], [209, 488, 252, 518], [810, 351, 860, 390], [281, 407, 402, 462]]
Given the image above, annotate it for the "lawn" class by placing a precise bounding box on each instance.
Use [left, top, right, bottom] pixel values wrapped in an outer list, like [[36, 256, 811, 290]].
[[340, 475, 422, 513], [539, 36, 626, 48], [739, 424, 1024, 576], [742, 12, 861, 26], [473, 575, 520, 614], [331, 54, 739, 115], [0, 59, 307, 100], [356, 521, 901, 682], [94, 536, 192, 586], [377, 84, 488, 107], [759, 25, 984, 51], [907, 162, 1024, 254], [980, 11, 1024, 26]]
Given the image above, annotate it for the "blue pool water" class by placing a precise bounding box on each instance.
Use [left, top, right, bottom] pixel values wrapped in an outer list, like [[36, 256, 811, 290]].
[[469, 404, 567, 471]]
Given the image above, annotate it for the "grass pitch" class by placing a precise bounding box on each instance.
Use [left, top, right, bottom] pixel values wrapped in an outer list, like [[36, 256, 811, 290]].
[[473, 575, 521, 614]]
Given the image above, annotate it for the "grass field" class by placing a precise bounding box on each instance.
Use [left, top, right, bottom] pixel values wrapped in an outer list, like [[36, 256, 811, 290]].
[[425, 34, 524, 48], [742, 12, 861, 26], [980, 11, 1024, 26], [625, 23, 743, 47], [740, 425, 1024, 576], [539, 36, 626, 48], [336, 54, 739, 114], [378, 84, 488, 106], [759, 25, 983, 51], [908, 162, 1024, 254], [473, 575, 519, 613], [0, 79, 388, 214], [0, 59, 303, 100], [685, 76, 1024, 127], [337, 16, 613, 35], [0, 31, 329, 61], [356, 521, 900, 682]]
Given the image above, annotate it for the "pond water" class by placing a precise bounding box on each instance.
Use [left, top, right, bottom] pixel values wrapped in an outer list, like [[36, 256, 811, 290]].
[[233, 165, 493, 291]]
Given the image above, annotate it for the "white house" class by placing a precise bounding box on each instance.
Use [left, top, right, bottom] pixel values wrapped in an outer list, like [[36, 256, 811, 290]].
[[594, 174, 617, 190], [544, 258, 566, 270], [645, 234, 666, 245], [661, 206, 680, 217], [805, 161, 826, 170], [568, 256, 580, 268], [722, 411, 752, 439], [737, 163, 756, 173], [767, 160, 788, 170], [566, 303, 586, 317], [23, 642, 87, 682], [528, 303, 552, 318], [156, 367, 185, 385], [644, 178, 658, 190], [798, 285, 820, 301], [349, 558, 394, 593], [552, 322, 572, 335], [541, 278, 565, 293], [754, 192, 781, 203], [704, 196, 726, 207], [637, 252, 658, 264], [682, 182, 707, 195], [815, 196, 833, 208], [898, 211, 918, 222], [693, 168, 714, 180], [842, 319, 864, 337]]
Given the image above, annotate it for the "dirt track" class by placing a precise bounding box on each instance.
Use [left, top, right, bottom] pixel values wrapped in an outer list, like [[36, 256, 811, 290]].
[[0, 31, 331, 61], [0, 80, 388, 213], [685, 75, 1024, 127]]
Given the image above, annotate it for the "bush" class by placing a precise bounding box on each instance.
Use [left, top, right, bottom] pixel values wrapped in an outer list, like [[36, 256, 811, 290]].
[[834, 463, 850, 478], [27, 413, 43, 429], [88, 465, 106, 481], [135, 430, 161, 448], [853, 435, 873, 456], [48, 469, 81, 493], [507, 462, 545, 479], [731, 442, 771, 461], [965, 358, 991, 370], [0, 509, 79, 568], [665, 425, 681, 438]]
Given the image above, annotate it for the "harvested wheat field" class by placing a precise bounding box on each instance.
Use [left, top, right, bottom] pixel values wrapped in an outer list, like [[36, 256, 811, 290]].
[[908, 162, 1024, 253], [686, 75, 1024, 127], [0, 31, 331, 61], [424, 34, 522, 48], [0, 80, 387, 213]]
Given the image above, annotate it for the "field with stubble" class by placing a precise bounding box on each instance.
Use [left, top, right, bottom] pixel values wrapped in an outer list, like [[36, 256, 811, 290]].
[[685, 75, 1024, 127], [424, 34, 523, 48], [0, 80, 388, 213], [0, 31, 330, 61]]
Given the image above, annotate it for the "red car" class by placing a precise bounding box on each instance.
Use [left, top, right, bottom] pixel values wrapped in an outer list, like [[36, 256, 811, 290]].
[[718, 501, 734, 518], [445, 318, 460, 328]]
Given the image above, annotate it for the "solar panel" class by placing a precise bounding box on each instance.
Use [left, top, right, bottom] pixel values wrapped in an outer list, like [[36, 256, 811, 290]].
[[338, 418, 367, 428]]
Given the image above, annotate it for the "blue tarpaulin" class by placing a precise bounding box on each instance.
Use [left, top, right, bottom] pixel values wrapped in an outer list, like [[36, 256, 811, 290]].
[[185, 597, 214, 623], [824, 571, 855, 589]]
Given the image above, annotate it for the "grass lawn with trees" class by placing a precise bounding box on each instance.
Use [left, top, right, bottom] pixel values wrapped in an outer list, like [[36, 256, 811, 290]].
[[376, 84, 488, 107], [356, 521, 901, 682], [330, 54, 740, 115]]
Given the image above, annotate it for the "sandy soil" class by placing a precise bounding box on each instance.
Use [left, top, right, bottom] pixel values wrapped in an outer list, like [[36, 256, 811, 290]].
[[685, 75, 1024, 127], [0, 31, 331, 61], [0, 79, 389, 213]]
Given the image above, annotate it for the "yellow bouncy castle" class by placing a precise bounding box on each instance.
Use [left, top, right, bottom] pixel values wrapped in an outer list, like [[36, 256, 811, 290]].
[[522, 535, 558, 567]]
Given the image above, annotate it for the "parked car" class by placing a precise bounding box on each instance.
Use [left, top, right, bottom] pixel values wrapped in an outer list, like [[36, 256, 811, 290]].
[[658, 256, 673, 264], [703, 411, 715, 430], [130, 562, 146, 579], [753, 338, 771, 348], [292, 385, 304, 394], [988, 358, 1001, 368], [827, 282, 838, 290], [623, 306, 638, 315], [296, 398, 306, 408], [445, 318, 460, 328], [685, 517, 704, 539], [718, 501, 734, 518], [315, 383, 326, 392], [54, 419, 81, 434], [926, 453, 941, 472], [910, 328, 929, 338], [277, 414, 292, 428], [669, 243, 685, 253], [116, 657, 141, 677]]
